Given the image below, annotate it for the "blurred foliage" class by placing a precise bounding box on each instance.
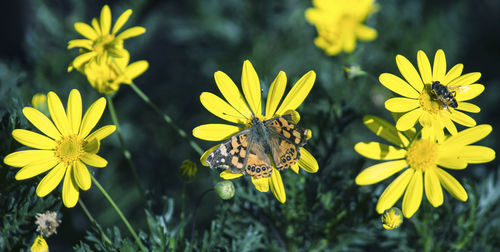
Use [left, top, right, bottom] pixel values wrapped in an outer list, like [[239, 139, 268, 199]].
[[0, 0, 499, 251]]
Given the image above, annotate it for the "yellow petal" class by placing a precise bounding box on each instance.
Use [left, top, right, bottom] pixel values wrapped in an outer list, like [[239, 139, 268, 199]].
[[100, 5, 112, 35], [125, 60, 149, 80], [449, 109, 476, 127], [67, 39, 93, 50], [440, 115, 457, 135], [220, 170, 244, 179], [241, 60, 262, 116], [455, 84, 484, 101], [354, 142, 407, 160], [91, 18, 102, 36], [417, 50, 432, 85], [112, 9, 132, 34], [443, 64, 463, 85], [355, 160, 408, 185], [192, 124, 241, 141], [448, 72, 481, 87], [12, 129, 56, 150], [83, 138, 100, 154], [396, 54, 424, 93], [343, 33, 356, 53], [67, 89, 82, 134], [115, 26, 146, 40], [36, 162, 67, 197], [251, 176, 270, 192], [265, 71, 287, 118], [74, 161, 91, 190], [270, 166, 286, 203], [15, 157, 59, 180], [213, 71, 252, 118], [85, 125, 116, 141], [290, 164, 299, 174], [80, 153, 108, 168], [435, 168, 467, 201], [378, 73, 420, 98], [201, 144, 220, 166], [438, 153, 467, 169], [376, 169, 414, 213], [455, 102, 480, 113], [200, 92, 247, 124], [443, 124, 492, 147], [297, 148, 318, 173], [47, 91, 71, 136], [395, 108, 423, 131], [62, 167, 79, 208], [363, 115, 409, 147], [385, 97, 420, 112], [74, 22, 98, 40], [275, 71, 316, 115], [356, 24, 377, 41], [424, 169, 443, 207], [432, 49, 446, 82], [71, 52, 97, 70], [22, 107, 61, 140], [418, 111, 434, 128], [402, 170, 423, 218], [79, 97, 106, 138], [4, 150, 55, 167], [458, 146, 495, 164]]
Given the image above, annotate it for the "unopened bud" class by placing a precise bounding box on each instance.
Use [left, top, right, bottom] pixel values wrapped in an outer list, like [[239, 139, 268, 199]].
[[214, 181, 235, 200]]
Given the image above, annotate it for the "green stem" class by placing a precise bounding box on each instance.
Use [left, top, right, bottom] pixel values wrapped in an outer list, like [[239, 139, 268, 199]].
[[129, 83, 204, 156], [109, 58, 203, 156], [79, 199, 113, 246], [91, 175, 147, 252], [180, 182, 186, 240], [106, 95, 147, 205]]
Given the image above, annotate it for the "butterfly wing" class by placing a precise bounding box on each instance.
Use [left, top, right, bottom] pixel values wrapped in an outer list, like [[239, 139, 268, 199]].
[[265, 115, 309, 170], [206, 128, 272, 178], [206, 129, 250, 174]]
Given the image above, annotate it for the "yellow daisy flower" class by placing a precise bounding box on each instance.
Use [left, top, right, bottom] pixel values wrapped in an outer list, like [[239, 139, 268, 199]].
[[4, 89, 116, 208], [381, 49, 484, 137], [192, 60, 319, 203], [67, 5, 145, 72], [355, 115, 495, 218], [305, 0, 378, 56], [30, 235, 48, 252], [83, 49, 149, 95]]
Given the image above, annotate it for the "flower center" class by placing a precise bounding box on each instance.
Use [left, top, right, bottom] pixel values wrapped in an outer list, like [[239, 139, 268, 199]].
[[55, 135, 84, 165], [419, 86, 443, 114], [93, 35, 116, 54], [406, 139, 439, 172]]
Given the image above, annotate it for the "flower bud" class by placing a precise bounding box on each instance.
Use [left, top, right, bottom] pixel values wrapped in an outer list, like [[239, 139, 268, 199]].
[[381, 207, 403, 230], [214, 181, 235, 200]]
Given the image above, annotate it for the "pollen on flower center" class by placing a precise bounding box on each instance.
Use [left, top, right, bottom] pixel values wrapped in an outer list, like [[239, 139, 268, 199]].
[[55, 135, 84, 164], [406, 139, 438, 171], [419, 88, 442, 114]]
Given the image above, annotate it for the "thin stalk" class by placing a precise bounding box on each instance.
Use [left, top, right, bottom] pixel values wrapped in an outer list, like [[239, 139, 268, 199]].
[[110, 58, 203, 156], [180, 182, 186, 240], [79, 199, 113, 246], [106, 95, 147, 205], [91, 175, 147, 252], [129, 83, 204, 155], [189, 188, 214, 252]]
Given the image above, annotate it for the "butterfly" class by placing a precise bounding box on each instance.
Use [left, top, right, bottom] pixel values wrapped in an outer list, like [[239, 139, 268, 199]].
[[206, 113, 310, 178]]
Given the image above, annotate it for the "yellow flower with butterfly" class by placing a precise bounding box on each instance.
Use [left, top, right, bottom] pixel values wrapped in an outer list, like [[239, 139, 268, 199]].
[[193, 60, 319, 203]]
